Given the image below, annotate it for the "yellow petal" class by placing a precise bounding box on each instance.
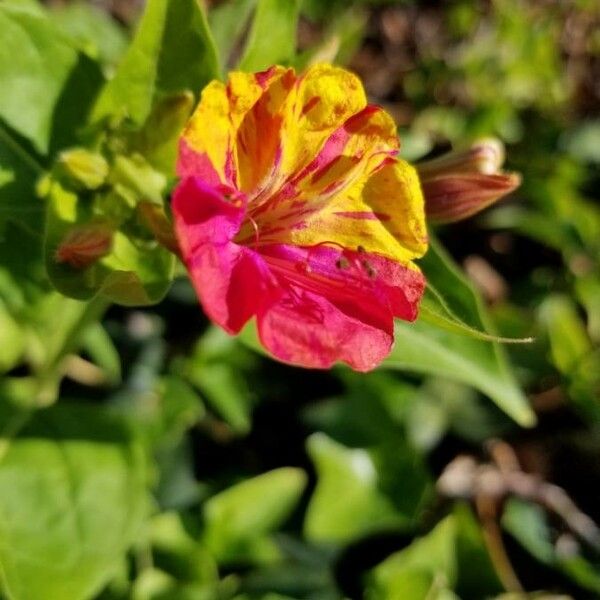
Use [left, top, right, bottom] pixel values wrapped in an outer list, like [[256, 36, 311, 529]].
[[288, 160, 428, 264]]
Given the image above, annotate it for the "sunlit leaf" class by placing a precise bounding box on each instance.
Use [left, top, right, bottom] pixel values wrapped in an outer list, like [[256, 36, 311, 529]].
[[0, 404, 147, 600], [92, 0, 219, 126], [386, 237, 535, 427], [238, 0, 299, 72]]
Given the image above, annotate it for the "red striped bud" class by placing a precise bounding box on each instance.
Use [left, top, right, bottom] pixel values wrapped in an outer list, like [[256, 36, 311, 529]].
[[417, 139, 521, 224], [55, 222, 113, 269]]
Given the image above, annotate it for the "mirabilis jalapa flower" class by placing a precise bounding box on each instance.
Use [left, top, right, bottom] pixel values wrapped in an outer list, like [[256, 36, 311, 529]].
[[172, 64, 428, 371]]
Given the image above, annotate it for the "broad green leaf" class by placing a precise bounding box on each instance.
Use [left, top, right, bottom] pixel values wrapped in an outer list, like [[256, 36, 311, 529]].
[[202, 467, 306, 564], [209, 0, 257, 71], [366, 516, 457, 600], [539, 294, 600, 420], [386, 237, 535, 427], [48, 1, 128, 68], [44, 180, 175, 305], [0, 404, 147, 600], [92, 0, 219, 126], [304, 434, 417, 544], [238, 0, 299, 72], [150, 512, 218, 584], [367, 506, 501, 600], [0, 3, 78, 153]]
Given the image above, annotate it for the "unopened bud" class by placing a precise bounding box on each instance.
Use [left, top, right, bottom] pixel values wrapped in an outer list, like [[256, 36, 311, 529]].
[[132, 92, 195, 173], [417, 138, 520, 224], [58, 148, 109, 190], [137, 202, 180, 256], [55, 221, 113, 269]]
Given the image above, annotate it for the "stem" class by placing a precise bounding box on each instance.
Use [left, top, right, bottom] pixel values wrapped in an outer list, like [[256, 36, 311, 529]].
[[34, 294, 112, 406]]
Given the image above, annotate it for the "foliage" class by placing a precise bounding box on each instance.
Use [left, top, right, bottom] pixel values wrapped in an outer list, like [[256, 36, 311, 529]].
[[0, 0, 599, 599]]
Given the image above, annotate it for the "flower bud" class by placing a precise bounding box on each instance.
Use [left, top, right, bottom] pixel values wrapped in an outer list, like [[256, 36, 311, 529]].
[[55, 221, 113, 269], [57, 148, 109, 190], [417, 138, 521, 224], [137, 202, 180, 256]]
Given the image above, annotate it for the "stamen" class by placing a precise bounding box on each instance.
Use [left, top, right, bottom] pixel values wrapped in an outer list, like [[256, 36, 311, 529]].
[[247, 215, 260, 247]]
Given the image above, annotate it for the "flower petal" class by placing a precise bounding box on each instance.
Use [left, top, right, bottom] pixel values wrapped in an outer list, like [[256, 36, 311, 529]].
[[257, 285, 394, 371], [237, 106, 399, 246], [187, 241, 277, 334], [172, 177, 277, 333], [247, 159, 427, 266], [178, 67, 289, 186], [172, 176, 246, 253], [258, 243, 425, 322]]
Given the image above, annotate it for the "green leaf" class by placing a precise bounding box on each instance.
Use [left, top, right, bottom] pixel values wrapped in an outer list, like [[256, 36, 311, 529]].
[[502, 498, 600, 595], [48, 1, 128, 69], [202, 468, 307, 564], [501, 499, 554, 564], [367, 505, 501, 600], [92, 0, 219, 126], [420, 286, 532, 344], [44, 180, 175, 306], [385, 237, 535, 427], [238, 0, 299, 72], [185, 326, 259, 434], [150, 512, 218, 584], [209, 0, 257, 71], [366, 516, 457, 600], [539, 294, 592, 375], [0, 404, 147, 600], [0, 3, 79, 153], [304, 434, 417, 544]]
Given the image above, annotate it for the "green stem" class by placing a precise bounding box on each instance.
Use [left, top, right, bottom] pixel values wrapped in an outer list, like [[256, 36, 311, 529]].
[[35, 294, 112, 406]]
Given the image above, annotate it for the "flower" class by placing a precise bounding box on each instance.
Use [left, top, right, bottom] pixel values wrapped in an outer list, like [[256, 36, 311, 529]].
[[172, 64, 427, 371], [417, 138, 521, 224]]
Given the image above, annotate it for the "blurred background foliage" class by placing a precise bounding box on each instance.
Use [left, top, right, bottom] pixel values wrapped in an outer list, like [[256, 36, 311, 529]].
[[0, 0, 599, 598]]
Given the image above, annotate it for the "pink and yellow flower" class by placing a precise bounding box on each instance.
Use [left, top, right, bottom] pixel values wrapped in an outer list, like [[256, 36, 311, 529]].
[[172, 64, 428, 371]]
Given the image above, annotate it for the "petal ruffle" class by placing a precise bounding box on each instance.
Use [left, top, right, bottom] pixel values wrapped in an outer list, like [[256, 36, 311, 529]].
[[258, 244, 424, 322], [257, 285, 394, 372], [255, 243, 426, 370]]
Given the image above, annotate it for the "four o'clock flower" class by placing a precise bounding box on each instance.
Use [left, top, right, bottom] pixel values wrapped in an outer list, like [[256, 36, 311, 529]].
[[172, 64, 428, 372]]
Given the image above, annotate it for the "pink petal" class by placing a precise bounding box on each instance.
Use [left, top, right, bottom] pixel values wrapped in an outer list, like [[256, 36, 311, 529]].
[[172, 176, 246, 253], [257, 285, 393, 372], [253, 243, 425, 371], [258, 244, 424, 322], [173, 176, 278, 333], [186, 241, 277, 334]]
